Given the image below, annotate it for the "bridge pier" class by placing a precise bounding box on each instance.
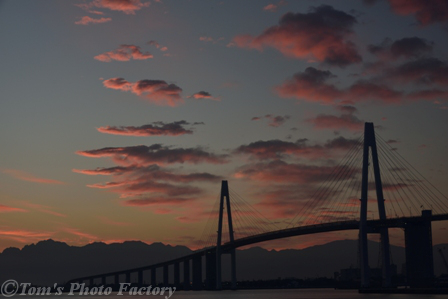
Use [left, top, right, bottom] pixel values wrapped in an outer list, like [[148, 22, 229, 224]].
[[138, 270, 143, 286], [151, 268, 156, 286], [163, 265, 169, 286], [174, 262, 180, 287], [102, 276, 106, 286], [405, 210, 434, 288], [192, 255, 202, 290], [183, 259, 190, 290], [205, 250, 216, 290]]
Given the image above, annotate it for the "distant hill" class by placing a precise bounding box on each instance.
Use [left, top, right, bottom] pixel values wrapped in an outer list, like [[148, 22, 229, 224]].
[[1, 239, 447, 286]]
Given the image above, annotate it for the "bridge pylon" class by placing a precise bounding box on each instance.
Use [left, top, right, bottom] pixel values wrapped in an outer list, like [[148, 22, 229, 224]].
[[359, 122, 391, 288], [216, 180, 237, 290]]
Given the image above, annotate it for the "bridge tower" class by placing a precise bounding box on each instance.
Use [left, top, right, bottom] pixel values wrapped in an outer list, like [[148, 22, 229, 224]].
[[359, 122, 391, 288], [216, 180, 237, 290]]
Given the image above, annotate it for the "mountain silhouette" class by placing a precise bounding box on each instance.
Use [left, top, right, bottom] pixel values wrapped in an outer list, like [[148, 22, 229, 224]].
[[1, 239, 446, 286]]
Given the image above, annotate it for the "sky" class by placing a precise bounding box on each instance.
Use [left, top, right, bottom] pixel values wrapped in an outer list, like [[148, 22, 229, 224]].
[[1, 0, 448, 252]]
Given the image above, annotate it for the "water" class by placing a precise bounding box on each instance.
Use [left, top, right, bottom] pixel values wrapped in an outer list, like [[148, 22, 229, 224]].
[[22, 289, 448, 299]]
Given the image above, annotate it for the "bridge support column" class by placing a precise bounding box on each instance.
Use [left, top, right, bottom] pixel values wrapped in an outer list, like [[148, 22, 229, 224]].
[[359, 122, 391, 288], [89, 278, 94, 286], [192, 255, 202, 290], [163, 265, 169, 286], [138, 270, 143, 286], [114, 274, 119, 286], [405, 210, 434, 288], [174, 262, 180, 287], [216, 180, 236, 290], [151, 268, 156, 286], [206, 250, 216, 290], [126, 272, 130, 284], [183, 260, 190, 290], [102, 276, 106, 286]]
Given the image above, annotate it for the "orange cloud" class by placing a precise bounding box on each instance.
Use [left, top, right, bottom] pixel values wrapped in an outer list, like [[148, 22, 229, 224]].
[[2, 169, 65, 185], [75, 16, 112, 25]]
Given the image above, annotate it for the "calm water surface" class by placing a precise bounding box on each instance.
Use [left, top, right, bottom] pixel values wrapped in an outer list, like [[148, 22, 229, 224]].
[[26, 289, 448, 299]]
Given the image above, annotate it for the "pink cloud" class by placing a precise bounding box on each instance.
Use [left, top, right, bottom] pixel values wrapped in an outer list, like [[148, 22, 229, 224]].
[[2, 169, 65, 185], [96, 120, 196, 136], [75, 16, 112, 25], [103, 77, 183, 106], [95, 44, 153, 62], [233, 5, 362, 67]]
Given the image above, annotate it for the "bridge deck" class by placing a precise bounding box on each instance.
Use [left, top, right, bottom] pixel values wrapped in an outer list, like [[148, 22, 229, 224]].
[[68, 213, 448, 283]]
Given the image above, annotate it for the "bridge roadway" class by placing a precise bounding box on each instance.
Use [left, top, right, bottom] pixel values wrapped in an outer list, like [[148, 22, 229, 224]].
[[68, 213, 448, 285]]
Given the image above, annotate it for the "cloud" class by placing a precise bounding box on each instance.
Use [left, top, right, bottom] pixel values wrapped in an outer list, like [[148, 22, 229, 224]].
[[123, 196, 195, 206], [232, 5, 362, 67], [368, 37, 433, 60], [251, 114, 290, 127], [78, 0, 150, 15], [2, 169, 66, 185], [263, 1, 287, 12], [235, 160, 357, 184], [20, 202, 67, 217], [96, 121, 196, 136], [103, 77, 183, 106], [94, 44, 153, 62], [188, 91, 220, 101], [276, 67, 403, 105], [387, 0, 448, 26], [0, 204, 27, 213], [0, 229, 53, 243], [382, 57, 448, 86], [306, 105, 364, 131], [234, 136, 359, 160], [75, 16, 112, 25], [99, 216, 134, 226], [76, 144, 229, 165]]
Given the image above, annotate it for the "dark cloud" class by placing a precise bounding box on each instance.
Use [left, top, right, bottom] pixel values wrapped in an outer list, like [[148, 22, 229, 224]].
[[232, 5, 362, 67], [368, 37, 433, 60]]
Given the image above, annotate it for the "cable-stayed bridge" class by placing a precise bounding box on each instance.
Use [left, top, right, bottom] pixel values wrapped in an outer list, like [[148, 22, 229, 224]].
[[68, 123, 448, 290]]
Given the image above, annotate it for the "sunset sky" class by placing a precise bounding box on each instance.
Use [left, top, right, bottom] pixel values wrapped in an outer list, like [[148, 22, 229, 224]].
[[1, 0, 448, 252]]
